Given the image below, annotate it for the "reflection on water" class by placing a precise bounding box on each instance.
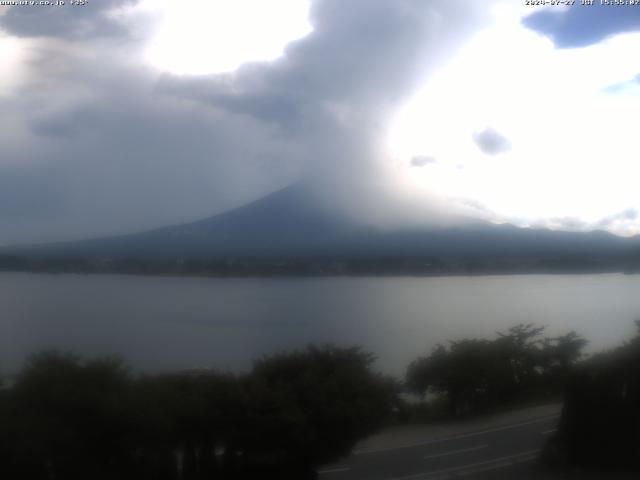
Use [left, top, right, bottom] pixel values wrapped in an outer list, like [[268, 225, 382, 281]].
[[1, 272, 639, 376]]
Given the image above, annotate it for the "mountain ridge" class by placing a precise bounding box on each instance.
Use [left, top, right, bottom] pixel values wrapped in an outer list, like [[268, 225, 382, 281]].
[[2, 184, 640, 275]]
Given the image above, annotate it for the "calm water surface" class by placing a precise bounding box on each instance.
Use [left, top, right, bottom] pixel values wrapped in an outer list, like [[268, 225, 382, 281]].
[[1, 272, 639, 376]]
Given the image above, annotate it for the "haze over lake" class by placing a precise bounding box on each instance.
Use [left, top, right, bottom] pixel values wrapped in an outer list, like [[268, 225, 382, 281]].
[[2, 272, 639, 377]]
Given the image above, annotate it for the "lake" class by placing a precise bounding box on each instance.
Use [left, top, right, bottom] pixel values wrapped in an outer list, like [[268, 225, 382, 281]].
[[1, 272, 639, 377]]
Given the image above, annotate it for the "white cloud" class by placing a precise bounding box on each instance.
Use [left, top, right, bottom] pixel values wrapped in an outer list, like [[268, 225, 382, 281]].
[[142, 0, 313, 75], [472, 128, 511, 155], [411, 155, 437, 167], [388, 4, 640, 235]]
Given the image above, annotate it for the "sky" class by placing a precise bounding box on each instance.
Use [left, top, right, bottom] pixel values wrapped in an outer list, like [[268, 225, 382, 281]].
[[0, 0, 639, 244]]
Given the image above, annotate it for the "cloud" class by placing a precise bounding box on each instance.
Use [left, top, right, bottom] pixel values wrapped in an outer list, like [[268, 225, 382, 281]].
[[159, 0, 495, 227], [0, 0, 499, 243], [537, 209, 640, 236], [603, 74, 640, 96], [472, 128, 511, 155], [522, 4, 640, 48], [29, 110, 82, 138], [521, 209, 640, 236], [0, 46, 303, 243], [0, 164, 69, 222], [545, 217, 588, 231], [411, 155, 437, 167], [0, 0, 137, 39], [1, 1, 637, 243], [160, 0, 490, 128], [597, 208, 639, 231]]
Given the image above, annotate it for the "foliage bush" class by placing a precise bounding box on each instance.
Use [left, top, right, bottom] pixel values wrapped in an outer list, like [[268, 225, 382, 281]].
[[547, 321, 640, 471], [0, 346, 394, 480], [405, 324, 587, 417]]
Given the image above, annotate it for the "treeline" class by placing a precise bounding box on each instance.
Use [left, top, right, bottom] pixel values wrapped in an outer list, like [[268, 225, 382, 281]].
[[0, 347, 396, 480], [544, 321, 640, 471], [406, 323, 640, 471], [405, 324, 587, 417], [2, 253, 638, 277], [2, 323, 637, 478]]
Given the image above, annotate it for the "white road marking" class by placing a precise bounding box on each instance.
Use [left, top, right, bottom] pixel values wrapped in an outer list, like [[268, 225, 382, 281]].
[[389, 449, 540, 480], [318, 467, 352, 475], [423, 444, 488, 460], [541, 428, 557, 435], [355, 414, 559, 455]]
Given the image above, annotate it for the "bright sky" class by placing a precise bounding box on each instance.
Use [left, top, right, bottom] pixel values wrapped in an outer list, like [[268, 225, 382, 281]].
[[386, 4, 640, 234], [0, 32, 27, 95], [143, 0, 312, 75]]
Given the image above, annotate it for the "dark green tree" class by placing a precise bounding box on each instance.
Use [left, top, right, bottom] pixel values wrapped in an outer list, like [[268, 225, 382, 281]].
[[407, 324, 587, 417], [130, 370, 242, 480], [496, 323, 546, 389], [407, 339, 513, 416], [547, 322, 639, 470], [5, 351, 134, 480], [241, 346, 395, 479]]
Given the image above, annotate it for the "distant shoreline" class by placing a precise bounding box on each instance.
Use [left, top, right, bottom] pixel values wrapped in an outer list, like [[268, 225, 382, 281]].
[[1, 264, 638, 280]]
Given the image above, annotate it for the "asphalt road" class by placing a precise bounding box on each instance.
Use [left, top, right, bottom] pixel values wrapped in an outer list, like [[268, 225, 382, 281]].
[[317, 414, 559, 480]]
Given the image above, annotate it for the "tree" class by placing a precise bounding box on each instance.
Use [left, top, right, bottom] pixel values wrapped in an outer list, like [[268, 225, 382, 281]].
[[5, 351, 134, 480], [496, 323, 546, 388], [547, 323, 640, 470], [130, 370, 242, 480], [407, 339, 514, 416], [241, 346, 395, 479], [0, 345, 396, 480], [540, 332, 588, 377], [406, 324, 588, 417]]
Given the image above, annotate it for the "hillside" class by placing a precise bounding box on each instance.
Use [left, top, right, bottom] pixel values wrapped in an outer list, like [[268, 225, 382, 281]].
[[2, 185, 640, 275]]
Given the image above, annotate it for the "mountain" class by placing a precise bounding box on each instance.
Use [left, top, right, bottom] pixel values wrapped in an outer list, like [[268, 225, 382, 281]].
[[3, 185, 640, 275], [9, 184, 356, 258]]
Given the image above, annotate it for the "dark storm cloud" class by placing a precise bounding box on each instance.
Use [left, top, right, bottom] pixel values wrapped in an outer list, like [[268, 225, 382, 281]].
[[0, 0, 137, 39], [28, 109, 84, 137], [411, 156, 436, 167], [156, 76, 310, 134], [159, 0, 492, 224], [0, 65, 303, 244], [522, 4, 640, 48], [0, 165, 69, 221], [162, 0, 487, 121], [0, 0, 494, 243], [472, 128, 511, 155]]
